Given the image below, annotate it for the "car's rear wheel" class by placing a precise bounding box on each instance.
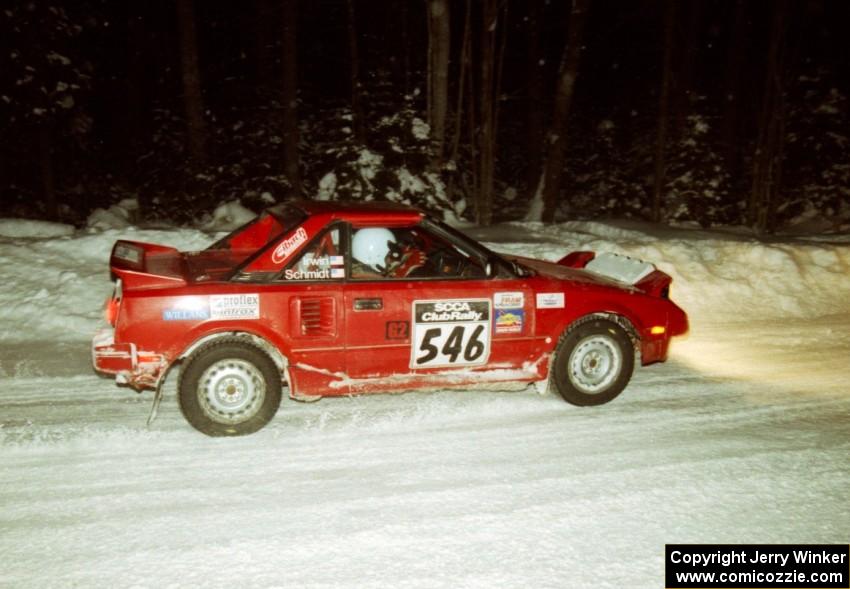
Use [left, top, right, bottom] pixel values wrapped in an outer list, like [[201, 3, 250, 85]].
[[178, 340, 282, 436], [552, 318, 634, 406]]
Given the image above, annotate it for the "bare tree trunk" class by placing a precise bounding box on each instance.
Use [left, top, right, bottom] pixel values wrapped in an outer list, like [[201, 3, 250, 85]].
[[427, 0, 451, 164], [39, 123, 57, 219], [401, 1, 410, 94], [447, 0, 472, 202], [176, 0, 206, 163], [464, 21, 479, 209], [652, 0, 675, 222], [281, 0, 301, 195], [749, 0, 788, 234], [0, 149, 6, 212], [477, 0, 498, 226], [524, 0, 544, 201], [722, 0, 747, 177], [672, 0, 702, 138], [255, 0, 274, 86], [346, 0, 365, 142], [126, 5, 149, 215], [492, 0, 508, 148], [125, 6, 145, 164], [538, 0, 590, 223]]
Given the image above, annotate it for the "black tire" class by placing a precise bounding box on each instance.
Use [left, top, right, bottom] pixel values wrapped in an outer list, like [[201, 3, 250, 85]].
[[178, 339, 282, 436], [552, 318, 635, 406]]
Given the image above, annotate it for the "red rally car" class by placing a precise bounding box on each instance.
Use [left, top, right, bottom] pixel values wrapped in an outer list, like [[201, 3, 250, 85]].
[[92, 200, 688, 436]]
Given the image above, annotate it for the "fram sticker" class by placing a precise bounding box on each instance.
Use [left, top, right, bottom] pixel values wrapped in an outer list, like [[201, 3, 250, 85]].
[[494, 309, 524, 334], [210, 293, 260, 320], [494, 292, 524, 309], [536, 292, 565, 309], [271, 227, 308, 264]]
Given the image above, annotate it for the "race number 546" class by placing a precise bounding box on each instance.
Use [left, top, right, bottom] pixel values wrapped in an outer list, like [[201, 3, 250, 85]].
[[411, 300, 491, 368]]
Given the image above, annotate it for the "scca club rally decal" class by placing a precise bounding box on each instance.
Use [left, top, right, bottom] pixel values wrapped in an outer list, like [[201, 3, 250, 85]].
[[411, 299, 491, 368]]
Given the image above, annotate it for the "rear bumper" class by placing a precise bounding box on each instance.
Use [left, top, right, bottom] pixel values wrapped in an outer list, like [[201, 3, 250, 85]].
[[92, 328, 166, 390]]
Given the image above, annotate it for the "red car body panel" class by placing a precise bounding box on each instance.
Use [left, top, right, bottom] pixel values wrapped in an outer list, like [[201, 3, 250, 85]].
[[92, 201, 688, 400]]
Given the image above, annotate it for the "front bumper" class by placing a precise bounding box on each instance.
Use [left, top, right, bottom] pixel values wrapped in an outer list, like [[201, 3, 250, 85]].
[[639, 303, 689, 365], [92, 327, 166, 390]]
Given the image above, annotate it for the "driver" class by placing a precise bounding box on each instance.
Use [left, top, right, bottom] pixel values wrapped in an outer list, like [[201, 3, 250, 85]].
[[352, 228, 425, 277]]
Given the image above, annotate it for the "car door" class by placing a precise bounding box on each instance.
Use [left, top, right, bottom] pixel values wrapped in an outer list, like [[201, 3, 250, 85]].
[[271, 223, 348, 396], [342, 222, 540, 392]]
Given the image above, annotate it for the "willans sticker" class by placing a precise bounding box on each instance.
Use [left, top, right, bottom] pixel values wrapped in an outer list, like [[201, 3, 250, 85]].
[[162, 294, 260, 321], [163, 308, 209, 321]]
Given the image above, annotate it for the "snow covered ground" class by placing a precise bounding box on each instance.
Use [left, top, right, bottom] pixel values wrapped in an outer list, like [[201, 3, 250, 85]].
[[1, 212, 848, 588]]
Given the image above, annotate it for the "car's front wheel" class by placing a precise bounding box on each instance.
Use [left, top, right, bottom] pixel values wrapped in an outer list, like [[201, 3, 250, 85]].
[[178, 339, 282, 436], [552, 318, 634, 406]]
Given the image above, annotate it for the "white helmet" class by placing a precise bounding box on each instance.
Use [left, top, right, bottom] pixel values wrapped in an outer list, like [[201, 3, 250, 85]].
[[352, 228, 395, 270]]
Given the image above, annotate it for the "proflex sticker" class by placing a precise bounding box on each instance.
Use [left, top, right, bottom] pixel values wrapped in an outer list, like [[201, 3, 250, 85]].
[[536, 292, 565, 309], [271, 227, 308, 264], [210, 293, 260, 320], [494, 308, 524, 334]]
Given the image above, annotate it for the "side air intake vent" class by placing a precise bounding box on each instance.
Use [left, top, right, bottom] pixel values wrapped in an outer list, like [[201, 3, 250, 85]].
[[299, 297, 335, 336]]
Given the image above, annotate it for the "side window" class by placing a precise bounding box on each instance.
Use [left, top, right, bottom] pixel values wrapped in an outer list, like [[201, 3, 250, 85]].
[[350, 225, 486, 280], [278, 225, 345, 281]]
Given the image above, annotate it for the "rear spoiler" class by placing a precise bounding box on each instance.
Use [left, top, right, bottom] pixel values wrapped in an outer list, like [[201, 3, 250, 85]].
[[109, 240, 187, 290], [558, 250, 672, 298]]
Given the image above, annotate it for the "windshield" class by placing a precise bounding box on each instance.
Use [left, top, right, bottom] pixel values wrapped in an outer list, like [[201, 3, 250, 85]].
[[421, 217, 529, 278]]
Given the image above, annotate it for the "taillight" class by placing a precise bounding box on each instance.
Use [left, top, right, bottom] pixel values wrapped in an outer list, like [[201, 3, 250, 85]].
[[104, 297, 119, 326], [104, 279, 123, 326]]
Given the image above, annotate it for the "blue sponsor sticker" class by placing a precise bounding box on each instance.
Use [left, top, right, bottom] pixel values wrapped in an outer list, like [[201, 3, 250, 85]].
[[494, 308, 524, 334], [163, 308, 210, 321]]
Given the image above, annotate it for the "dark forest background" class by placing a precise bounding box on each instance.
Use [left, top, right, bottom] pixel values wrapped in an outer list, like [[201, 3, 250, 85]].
[[1, 0, 848, 232]]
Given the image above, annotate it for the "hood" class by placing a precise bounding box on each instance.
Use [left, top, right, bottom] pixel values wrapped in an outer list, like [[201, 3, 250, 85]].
[[507, 255, 630, 289]]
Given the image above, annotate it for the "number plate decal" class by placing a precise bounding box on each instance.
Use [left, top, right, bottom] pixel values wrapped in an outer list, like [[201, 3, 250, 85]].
[[411, 299, 491, 368]]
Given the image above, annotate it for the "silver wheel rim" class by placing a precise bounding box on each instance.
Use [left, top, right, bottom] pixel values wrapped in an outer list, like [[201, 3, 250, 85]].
[[198, 358, 266, 424], [568, 334, 622, 394]]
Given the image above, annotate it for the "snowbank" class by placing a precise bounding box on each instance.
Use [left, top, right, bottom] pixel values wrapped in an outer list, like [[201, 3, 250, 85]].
[[0, 216, 848, 344], [201, 199, 257, 231], [0, 219, 74, 239], [86, 198, 140, 230], [0, 226, 211, 343], [475, 221, 850, 325]]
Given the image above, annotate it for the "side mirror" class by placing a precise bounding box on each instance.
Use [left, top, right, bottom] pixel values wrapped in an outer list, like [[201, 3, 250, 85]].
[[485, 254, 502, 278]]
